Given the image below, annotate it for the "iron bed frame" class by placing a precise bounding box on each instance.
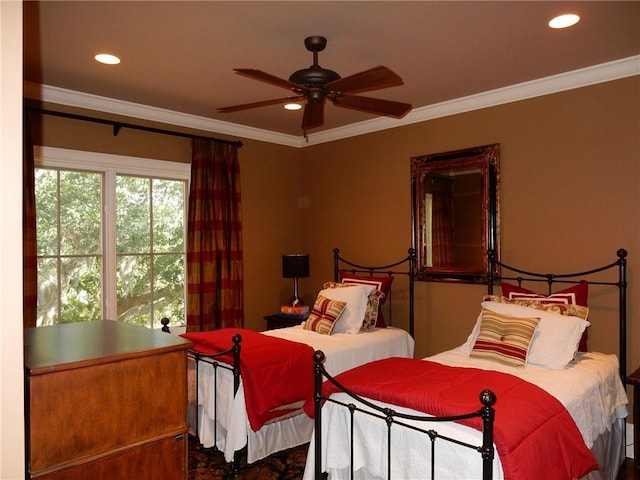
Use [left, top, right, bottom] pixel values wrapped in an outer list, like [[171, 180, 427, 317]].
[[311, 350, 497, 480], [184, 248, 417, 475], [488, 248, 628, 383], [187, 334, 243, 474], [333, 247, 416, 337], [310, 248, 628, 480]]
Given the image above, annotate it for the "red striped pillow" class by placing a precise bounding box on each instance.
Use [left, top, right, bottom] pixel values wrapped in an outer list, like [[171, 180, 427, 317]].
[[303, 295, 347, 335], [470, 309, 540, 367]]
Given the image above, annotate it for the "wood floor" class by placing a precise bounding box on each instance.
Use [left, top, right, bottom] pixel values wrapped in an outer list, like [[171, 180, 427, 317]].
[[618, 457, 637, 479]]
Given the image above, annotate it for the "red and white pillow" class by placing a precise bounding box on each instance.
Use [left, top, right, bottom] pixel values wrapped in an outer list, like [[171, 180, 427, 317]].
[[501, 281, 589, 351], [339, 272, 394, 328], [316, 283, 376, 334], [483, 295, 589, 320], [501, 281, 588, 306], [469, 308, 540, 367], [322, 282, 383, 331], [303, 295, 347, 335]]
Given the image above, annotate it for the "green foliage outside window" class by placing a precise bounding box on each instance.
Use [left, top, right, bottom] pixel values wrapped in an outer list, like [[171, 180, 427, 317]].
[[35, 168, 186, 329], [36, 169, 102, 325], [116, 176, 185, 327]]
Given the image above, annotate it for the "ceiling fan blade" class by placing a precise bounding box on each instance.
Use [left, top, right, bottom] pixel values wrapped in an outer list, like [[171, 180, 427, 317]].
[[326, 66, 404, 95], [331, 94, 412, 118], [302, 101, 324, 131], [217, 95, 303, 113], [234, 69, 304, 92]]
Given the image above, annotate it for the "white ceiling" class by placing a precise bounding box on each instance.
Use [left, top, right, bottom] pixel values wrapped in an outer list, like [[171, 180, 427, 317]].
[[23, 1, 640, 144]]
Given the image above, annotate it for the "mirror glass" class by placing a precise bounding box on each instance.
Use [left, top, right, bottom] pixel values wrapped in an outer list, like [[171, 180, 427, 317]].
[[411, 144, 500, 282]]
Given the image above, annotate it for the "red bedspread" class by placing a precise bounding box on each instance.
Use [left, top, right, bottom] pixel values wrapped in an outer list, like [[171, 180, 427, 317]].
[[306, 357, 598, 480], [181, 328, 314, 431]]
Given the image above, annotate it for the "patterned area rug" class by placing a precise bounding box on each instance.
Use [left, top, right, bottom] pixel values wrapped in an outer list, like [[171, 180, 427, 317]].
[[188, 436, 309, 480]]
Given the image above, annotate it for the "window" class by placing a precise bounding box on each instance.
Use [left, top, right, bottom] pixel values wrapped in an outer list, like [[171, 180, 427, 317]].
[[424, 193, 433, 267], [34, 147, 189, 329]]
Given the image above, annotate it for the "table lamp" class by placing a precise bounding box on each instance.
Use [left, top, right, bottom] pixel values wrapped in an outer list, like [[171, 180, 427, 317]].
[[282, 254, 310, 306]]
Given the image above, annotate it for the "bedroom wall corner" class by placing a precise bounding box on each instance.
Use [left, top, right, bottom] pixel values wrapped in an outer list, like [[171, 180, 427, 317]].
[[1, 1, 26, 478], [236, 140, 306, 331]]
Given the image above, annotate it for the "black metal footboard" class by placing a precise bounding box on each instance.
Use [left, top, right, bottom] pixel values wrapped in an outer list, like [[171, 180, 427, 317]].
[[188, 333, 242, 474], [312, 350, 496, 480]]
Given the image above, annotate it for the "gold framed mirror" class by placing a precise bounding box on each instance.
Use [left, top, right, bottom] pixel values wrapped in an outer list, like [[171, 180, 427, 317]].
[[411, 143, 500, 282]]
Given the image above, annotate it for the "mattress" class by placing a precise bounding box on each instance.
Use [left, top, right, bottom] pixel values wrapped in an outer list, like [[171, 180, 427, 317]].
[[190, 325, 414, 463], [302, 347, 628, 480]]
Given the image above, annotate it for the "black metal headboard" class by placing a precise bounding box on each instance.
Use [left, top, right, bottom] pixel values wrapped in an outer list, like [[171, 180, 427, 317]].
[[487, 248, 628, 383], [333, 248, 416, 337]]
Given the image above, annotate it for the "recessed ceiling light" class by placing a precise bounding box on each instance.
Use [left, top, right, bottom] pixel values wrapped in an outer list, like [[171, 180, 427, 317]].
[[95, 53, 121, 65], [284, 103, 302, 111], [548, 14, 580, 29]]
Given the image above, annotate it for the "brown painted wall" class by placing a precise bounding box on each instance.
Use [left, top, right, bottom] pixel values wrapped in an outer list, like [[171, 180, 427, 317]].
[[32, 76, 639, 388]]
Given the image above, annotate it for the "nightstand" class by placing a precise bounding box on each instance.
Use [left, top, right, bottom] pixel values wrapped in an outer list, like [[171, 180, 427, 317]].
[[627, 367, 640, 476], [264, 314, 304, 330]]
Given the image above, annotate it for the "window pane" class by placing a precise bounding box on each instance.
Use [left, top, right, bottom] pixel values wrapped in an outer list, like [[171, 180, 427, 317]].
[[117, 254, 151, 327], [153, 254, 185, 328], [35, 154, 187, 328], [117, 176, 151, 254], [59, 256, 102, 323], [60, 171, 102, 255], [153, 179, 185, 253], [35, 169, 59, 256], [37, 257, 58, 326], [35, 169, 103, 325]]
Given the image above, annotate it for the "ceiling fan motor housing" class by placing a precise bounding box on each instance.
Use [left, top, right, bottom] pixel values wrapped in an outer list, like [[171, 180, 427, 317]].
[[288, 67, 341, 88], [289, 36, 340, 88]]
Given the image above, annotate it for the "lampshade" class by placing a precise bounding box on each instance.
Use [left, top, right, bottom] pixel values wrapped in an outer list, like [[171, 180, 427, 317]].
[[282, 254, 310, 279], [282, 254, 310, 307]]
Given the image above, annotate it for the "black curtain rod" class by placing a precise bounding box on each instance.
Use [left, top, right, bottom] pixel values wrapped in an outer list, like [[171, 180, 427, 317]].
[[27, 107, 243, 148]]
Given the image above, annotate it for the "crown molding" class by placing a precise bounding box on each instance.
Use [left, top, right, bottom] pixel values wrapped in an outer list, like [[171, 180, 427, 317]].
[[23, 82, 303, 148], [308, 55, 640, 145], [24, 55, 639, 148]]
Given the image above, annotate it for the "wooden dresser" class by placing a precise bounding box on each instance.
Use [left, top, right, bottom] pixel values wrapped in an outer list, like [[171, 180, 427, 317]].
[[25, 320, 193, 480]]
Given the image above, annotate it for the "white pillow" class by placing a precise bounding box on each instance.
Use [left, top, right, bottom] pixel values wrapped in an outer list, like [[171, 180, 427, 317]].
[[461, 301, 590, 370], [318, 284, 375, 334]]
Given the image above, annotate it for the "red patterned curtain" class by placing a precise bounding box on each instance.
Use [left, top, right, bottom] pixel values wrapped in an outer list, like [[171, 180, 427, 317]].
[[428, 176, 455, 267], [186, 139, 244, 332], [23, 111, 37, 329]]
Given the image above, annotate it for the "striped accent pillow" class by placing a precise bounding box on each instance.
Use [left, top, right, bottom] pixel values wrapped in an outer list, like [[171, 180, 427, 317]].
[[323, 282, 384, 330], [470, 309, 540, 367], [303, 295, 347, 335]]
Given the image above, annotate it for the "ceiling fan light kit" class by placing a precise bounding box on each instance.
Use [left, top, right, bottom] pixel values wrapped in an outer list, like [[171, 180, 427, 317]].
[[218, 36, 412, 132]]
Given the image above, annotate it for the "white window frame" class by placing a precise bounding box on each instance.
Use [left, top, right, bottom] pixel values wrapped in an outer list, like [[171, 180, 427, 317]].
[[34, 146, 190, 325]]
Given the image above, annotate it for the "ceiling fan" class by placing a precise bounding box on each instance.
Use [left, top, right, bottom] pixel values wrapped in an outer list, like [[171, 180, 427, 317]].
[[217, 36, 412, 132]]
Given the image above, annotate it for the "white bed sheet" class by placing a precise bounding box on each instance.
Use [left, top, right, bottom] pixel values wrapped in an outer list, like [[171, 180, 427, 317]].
[[302, 347, 628, 480], [191, 325, 414, 463]]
